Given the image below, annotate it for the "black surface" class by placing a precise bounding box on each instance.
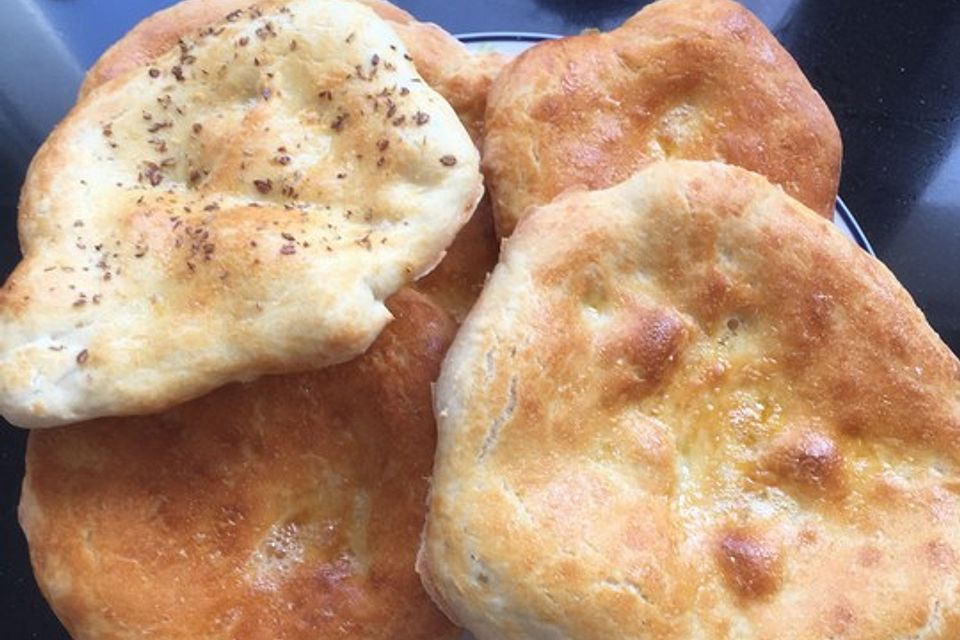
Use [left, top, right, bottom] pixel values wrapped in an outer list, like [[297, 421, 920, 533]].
[[2, 1, 960, 637]]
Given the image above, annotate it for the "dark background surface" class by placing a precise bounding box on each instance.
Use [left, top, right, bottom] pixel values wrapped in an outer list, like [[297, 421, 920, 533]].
[[2, 0, 959, 636]]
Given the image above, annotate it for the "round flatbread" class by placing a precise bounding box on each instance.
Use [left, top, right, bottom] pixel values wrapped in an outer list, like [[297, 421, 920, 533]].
[[21, 289, 459, 640], [419, 161, 960, 639], [0, 0, 481, 428], [77, 0, 505, 324], [483, 0, 841, 236]]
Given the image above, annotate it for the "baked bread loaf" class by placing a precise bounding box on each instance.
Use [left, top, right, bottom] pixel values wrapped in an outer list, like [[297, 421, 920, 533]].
[[20, 289, 459, 640], [419, 161, 960, 639], [0, 0, 481, 428], [79, 0, 505, 324], [483, 0, 842, 236]]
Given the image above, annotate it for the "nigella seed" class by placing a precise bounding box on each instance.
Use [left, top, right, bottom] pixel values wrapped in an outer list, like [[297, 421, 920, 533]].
[[144, 163, 163, 186], [331, 113, 349, 131]]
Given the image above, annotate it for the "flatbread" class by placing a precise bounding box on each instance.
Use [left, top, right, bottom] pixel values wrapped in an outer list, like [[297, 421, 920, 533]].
[[79, 0, 505, 324], [483, 0, 842, 236], [0, 0, 481, 427], [419, 160, 960, 639], [20, 289, 459, 640]]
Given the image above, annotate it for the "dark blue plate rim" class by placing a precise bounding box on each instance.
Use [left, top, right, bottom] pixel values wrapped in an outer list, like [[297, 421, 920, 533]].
[[457, 31, 561, 42], [835, 197, 875, 255], [456, 32, 875, 256]]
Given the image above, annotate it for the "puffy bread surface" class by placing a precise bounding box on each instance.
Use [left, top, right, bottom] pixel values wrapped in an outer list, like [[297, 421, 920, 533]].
[[420, 161, 960, 640], [0, 0, 481, 427], [77, 0, 506, 324], [483, 0, 841, 236], [79, 0, 507, 145], [20, 289, 459, 640]]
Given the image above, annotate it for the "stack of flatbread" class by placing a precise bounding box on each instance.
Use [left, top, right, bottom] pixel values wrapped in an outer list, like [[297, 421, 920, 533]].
[[3, 1, 958, 639]]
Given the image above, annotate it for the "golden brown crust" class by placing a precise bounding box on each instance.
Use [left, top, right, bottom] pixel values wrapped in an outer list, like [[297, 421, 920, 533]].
[[20, 288, 459, 640], [414, 195, 498, 323], [0, 0, 482, 427], [79, 0, 252, 99], [79, 0, 505, 323], [483, 0, 842, 236], [420, 160, 960, 639]]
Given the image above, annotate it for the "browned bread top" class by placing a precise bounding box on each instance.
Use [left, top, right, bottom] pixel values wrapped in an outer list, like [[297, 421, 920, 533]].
[[21, 289, 460, 640], [483, 0, 842, 236], [421, 161, 960, 640]]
